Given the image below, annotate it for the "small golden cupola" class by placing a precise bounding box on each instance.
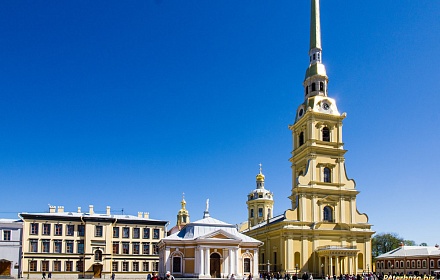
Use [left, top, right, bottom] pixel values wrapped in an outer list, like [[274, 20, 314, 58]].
[[246, 164, 274, 228], [177, 193, 190, 226]]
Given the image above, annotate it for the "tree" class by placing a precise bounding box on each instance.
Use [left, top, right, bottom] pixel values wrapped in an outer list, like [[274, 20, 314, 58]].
[[404, 240, 416, 246], [420, 242, 428, 246], [372, 233, 404, 259]]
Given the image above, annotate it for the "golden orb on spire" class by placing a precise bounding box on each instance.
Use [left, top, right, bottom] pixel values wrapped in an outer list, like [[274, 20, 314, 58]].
[[256, 163, 265, 181]]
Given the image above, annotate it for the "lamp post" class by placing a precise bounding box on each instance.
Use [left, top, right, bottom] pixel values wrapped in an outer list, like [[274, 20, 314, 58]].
[[321, 264, 324, 279]]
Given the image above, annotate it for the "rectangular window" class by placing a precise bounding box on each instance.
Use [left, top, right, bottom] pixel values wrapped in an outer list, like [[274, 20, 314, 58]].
[[3, 230, 11, 241], [133, 228, 140, 239], [78, 225, 85, 237], [250, 209, 254, 218], [41, 261, 49, 272], [143, 262, 149, 272], [122, 242, 129, 254], [133, 242, 140, 254], [430, 260, 434, 268], [133, 262, 139, 272], [66, 241, 74, 253], [423, 260, 427, 268], [112, 262, 118, 272], [30, 261, 37, 272], [76, 261, 84, 272], [55, 224, 62, 236], [153, 229, 160, 239], [258, 208, 263, 217], [143, 243, 150, 255], [95, 225, 103, 237], [153, 262, 159, 272], [244, 258, 251, 273], [113, 227, 119, 238], [66, 225, 74, 236], [143, 228, 150, 239], [30, 239, 38, 252], [31, 223, 39, 235], [77, 240, 84, 254], [113, 242, 119, 254], [43, 224, 51, 235], [54, 240, 62, 253], [122, 227, 129, 238], [53, 261, 61, 272], [172, 257, 181, 273], [122, 262, 129, 272], [152, 243, 158, 255], [42, 240, 50, 253], [65, 261, 73, 272]]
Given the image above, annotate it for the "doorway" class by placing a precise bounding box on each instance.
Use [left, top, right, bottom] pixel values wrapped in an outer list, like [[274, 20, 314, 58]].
[[0, 260, 11, 276], [93, 264, 102, 278], [210, 253, 221, 278]]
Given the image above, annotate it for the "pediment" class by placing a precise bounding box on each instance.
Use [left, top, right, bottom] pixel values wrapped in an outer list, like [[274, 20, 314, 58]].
[[317, 195, 339, 206], [196, 229, 241, 241]]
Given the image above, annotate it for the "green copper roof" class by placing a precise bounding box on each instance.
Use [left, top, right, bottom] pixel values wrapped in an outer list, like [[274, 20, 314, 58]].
[[310, 0, 322, 51], [305, 63, 327, 80]]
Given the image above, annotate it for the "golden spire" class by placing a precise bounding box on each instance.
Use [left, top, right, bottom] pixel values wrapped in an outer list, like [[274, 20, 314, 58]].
[[256, 163, 265, 181]]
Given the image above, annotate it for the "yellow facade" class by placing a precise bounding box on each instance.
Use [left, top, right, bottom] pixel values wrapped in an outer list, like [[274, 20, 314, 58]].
[[241, 0, 374, 277], [19, 205, 167, 279]]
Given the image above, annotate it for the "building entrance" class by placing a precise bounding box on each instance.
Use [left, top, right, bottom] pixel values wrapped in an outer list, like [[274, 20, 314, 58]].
[[210, 253, 221, 278]]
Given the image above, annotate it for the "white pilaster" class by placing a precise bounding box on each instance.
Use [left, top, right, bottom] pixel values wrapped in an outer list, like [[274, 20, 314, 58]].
[[165, 248, 171, 273]]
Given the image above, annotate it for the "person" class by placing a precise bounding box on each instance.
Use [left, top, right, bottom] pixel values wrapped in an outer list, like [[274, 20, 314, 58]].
[[248, 273, 253, 280], [151, 273, 159, 280], [309, 274, 313, 280], [42, 272, 46, 279], [165, 271, 175, 280], [230, 274, 236, 280], [147, 274, 151, 280], [48, 272, 52, 279], [111, 272, 115, 280]]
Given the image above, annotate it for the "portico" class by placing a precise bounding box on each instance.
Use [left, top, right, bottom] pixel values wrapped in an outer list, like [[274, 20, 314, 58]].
[[317, 246, 359, 276]]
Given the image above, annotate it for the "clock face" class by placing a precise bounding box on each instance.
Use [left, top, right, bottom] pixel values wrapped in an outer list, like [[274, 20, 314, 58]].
[[298, 108, 304, 117], [322, 102, 330, 110]]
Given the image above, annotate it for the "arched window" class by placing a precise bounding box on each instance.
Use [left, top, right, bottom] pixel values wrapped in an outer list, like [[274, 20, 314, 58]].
[[322, 127, 330, 142], [250, 209, 254, 218], [95, 250, 102, 261], [312, 83, 316, 91], [305, 86, 309, 96], [299, 132, 304, 146], [323, 206, 333, 222], [323, 167, 331, 183], [320, 82, 324, 91]]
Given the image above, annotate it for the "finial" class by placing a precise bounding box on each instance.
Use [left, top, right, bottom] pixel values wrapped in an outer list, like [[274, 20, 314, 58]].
[[259, 163, 263, 174], [203, 198, 210, 218]]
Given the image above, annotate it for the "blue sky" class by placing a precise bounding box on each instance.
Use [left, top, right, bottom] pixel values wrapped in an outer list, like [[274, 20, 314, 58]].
[[1, 1, 439, 246]]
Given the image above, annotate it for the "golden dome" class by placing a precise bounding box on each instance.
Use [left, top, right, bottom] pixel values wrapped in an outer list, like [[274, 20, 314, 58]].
[[256, 172, 265, 181]]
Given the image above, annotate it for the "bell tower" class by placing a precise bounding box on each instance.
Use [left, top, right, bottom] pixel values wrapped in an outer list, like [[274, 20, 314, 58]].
[[246, 164, 274, 227], [288, 0, 368, 226]]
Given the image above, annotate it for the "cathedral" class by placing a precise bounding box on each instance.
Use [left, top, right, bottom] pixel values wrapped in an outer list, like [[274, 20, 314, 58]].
[[240, 0, 374, 277]]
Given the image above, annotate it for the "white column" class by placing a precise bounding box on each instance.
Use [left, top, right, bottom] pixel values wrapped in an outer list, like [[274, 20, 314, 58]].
[[224, 249, 229, 276], [229, 249, 233, 275], [165, 248, 171, 273], [200, 247, 205, 277], [253, 249, 259, 276], [234, 248, 239, 276], [205, 248, 211, 276]]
